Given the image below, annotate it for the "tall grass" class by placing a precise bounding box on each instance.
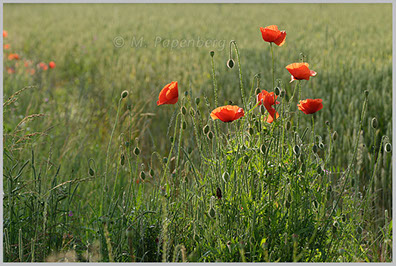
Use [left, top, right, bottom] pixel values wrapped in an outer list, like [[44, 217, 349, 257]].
[[3, 3, 392, 262]]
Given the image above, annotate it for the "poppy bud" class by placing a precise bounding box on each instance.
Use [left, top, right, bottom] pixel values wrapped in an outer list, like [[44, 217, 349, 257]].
[[274, 87, 281, 96], [312, 144, 318, 153], [216, 187, 222, 199], [210, 50, 215, 57], [319, 142, 324, 149], [89, 168, 95, 176], [364, 90, 369, 97], [259, 105, 265, 115], [280, 90, 286, 98], [163, 157, 168, 164], [140, 171, 146, 180], [293, 145, 300, 156], [222, 172, 229, 182], [207, 131, 214, 140], [182, 121, 187, 130], [149, 168, 154, 177], [313, 200, 318, 209], [260, 144, 266, 154], [181, 106, 187, 115], [121, 90, 129, 99], [203, 125, 210, 135], [133, 147, 140, 156], [385, 143, 392, 153], [208, 207, 216, 218], [120, 153, 125, 166], [248, 127, 254, 135], [255, 87, 261, 95], [170, 136, 174, 143], [195, 97, 200, 105], [332, 131, 338, 141], [184, 91, 188, 97], [371, 117, 378, 129], [227, 59, 235, 69], [325, 121, 330, 126], [286, 121, 291, 131]]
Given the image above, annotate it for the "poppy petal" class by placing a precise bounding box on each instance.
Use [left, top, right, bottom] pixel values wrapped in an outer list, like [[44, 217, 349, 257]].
[[274, 31, 286, 46]]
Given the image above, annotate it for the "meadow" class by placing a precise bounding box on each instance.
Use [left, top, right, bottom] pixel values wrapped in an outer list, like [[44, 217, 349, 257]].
[[2, 3, 393, 262]]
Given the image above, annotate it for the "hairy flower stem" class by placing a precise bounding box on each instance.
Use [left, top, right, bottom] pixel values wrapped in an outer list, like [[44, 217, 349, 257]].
[[270, 43, 275, 89], [230, 40, 246, 110], [102, 97, 122, 216]]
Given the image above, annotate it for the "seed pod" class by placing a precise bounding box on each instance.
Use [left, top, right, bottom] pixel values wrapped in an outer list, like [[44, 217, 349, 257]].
[[227, 59, 235, 69], [140, 171, 146, 180], [260, 144, 266, 154], [182, 121, 187, 130], [170, 136, 174, 143], [120, 153, 125, 166], [163, 157, 168, 164], [210, 50, 215, 57], [385, 143, 392, 153], [286, 121, 291, 131], [181, 106, 187, 115], [248, 127, 254, 136], [207, 131, 214, 140], [89, 167, 95, 177], [371, 117, 378, 129], [133, 147, 140, 156], [222, 172, 229, 182], [121, 90, 129, 99], [255, 87, 261, 95], [195, 97, 200, 105], [293, 145, 300, 156], [274, 87, 281, 96], [312, 144, 318, 153], [184, 91, 188, 97], [216, 187, 222, 199], [332, 131, 338, 141], [149, 168, 154, 177], [203, 125, 210, 135]]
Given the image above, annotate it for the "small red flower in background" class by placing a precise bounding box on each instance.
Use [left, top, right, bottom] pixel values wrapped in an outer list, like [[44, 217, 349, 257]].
[[3, 44, 10, 50], [260, 25, 286, 46], [257, 90, 280, 123], [297, 99, 323, 114], [286, 62, 317, 82], [39, 62, 48, 71], [157, 81, 178, 106], [210, 105, 245, 122], [3, 30, 8, 38], [8, 53, 20, 60], [24, 60, 32, 67], [7, 67, 15, 74], [49, 61, 56, 69]]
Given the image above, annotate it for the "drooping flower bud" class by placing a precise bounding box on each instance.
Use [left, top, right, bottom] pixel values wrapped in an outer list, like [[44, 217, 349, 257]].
[[121, 90, 129, 99], [227, 59, 235, 69], [371, 117, 378, 129]]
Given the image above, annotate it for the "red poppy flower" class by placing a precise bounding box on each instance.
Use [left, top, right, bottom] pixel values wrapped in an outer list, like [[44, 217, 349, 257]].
[[8, 53, 20, 60], [49, 61, 56, 69], [3, 44, 10, 50], [3, 30, 8, 38], [257, 90, 280, 123], [157, 81, 178, 106], [286, 62, 317, 82], [39, 62, 48, 71], [260, 25, 286, 46], [297, 99, 323, 114], [210, 105, 245, 122]]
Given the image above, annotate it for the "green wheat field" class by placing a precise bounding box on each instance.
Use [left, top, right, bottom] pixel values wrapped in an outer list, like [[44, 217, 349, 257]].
[[2, 3, 393, 262]]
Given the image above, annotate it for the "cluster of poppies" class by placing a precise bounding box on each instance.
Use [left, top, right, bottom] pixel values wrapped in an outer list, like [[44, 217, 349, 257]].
[[156, 25, 323, 123], [3, 30, 56, 75]]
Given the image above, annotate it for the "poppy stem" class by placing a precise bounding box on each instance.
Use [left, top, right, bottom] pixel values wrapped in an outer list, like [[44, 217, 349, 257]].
[[270, 42, 274, 89], [230, 40, 246, 110], [210, 52, 218, 108]]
